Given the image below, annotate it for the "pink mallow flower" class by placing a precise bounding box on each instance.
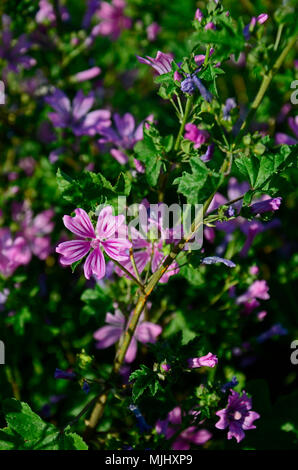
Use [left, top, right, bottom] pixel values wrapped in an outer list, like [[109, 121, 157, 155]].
[[94, 308, 162, 362], [98, 112, 153, 165], [187, 352, 218, 369], [137, 51, 173, 75], [12, 202, 54, 262], [0, 228, 29, 277], [36, 0, 69, 24], [195, 8, 204, 22], [114, 226, 179, 284], [215, 390, 260, 443], [45, 88, 111, 136], [56, 206, 131, 280], [156, 407, 212, 450], [237, 280, 270, 304], [146, 22, 161, 41], [95, 0, 132, 40], [184, 123, 209, 149]]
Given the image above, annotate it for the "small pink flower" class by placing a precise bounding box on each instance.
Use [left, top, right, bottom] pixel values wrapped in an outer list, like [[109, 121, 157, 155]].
[[237, 280, 270, 304], [114, 226, 179, 284], [94, 308, 162, 362], [257, 311, 267, 321], [195, 8, 203, 22], [0, 228, 29, 276], [205, 22, 216, 30], [174, 70, 182, 82], [146, 22, 161, 41], [257, 13, 268, 24], [249, 265, 259, 276], [187, 352, 218, 368], [96, 0, 132, 40], [56, 206, 131, 280]]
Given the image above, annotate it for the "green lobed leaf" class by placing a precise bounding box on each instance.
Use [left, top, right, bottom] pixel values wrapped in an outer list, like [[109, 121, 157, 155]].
[[174, 157, 221, 204], [0, 399, 88, 450]]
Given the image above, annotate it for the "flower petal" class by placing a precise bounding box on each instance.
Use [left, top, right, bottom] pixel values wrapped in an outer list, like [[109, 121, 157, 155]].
[[84, 247, 105, 280], [135, 321, 162, 343], [63, 208, 95, 239], [56, 240, 90, 265], [101, 238, 131, 261], [94, 325, 122, 348], [96, 206, 125, 239], [125, 337, 138, 363]]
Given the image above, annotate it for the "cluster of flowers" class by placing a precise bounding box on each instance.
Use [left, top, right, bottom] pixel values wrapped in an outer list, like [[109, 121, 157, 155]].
[[0, 203, 54, 277]]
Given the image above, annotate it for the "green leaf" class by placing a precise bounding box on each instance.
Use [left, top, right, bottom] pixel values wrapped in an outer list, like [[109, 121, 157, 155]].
[[134, 128, 166, 187], [129, 365, 162, 401], [0, 399, 88, 450], [174, 157, 221, 204], [56, 169, 131, 212], [235, 145, 298, 191]]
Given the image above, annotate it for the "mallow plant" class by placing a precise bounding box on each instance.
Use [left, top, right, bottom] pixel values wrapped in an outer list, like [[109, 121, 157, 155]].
[[0, 0, 297, 451]]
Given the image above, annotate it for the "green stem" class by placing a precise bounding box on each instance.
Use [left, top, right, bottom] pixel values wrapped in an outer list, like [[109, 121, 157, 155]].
[[112, 259, 144, 290], [174, 96, 193, 151], [274, 24, 284, 51], [203, 44, 211, 67], [235, 34, 296, 145]]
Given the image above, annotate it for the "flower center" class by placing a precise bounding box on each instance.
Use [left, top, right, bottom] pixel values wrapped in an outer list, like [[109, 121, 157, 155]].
[[90, 238, 101, 249], [233, 411, 242, 421]]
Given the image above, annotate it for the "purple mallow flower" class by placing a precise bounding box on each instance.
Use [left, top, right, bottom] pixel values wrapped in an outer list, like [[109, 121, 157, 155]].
[[215, 390, 260, 443], [156, 406, 212, 450], [187, 352, 218, 369], [250, 196, 282, 215], [195, 8, 204, 22], [184, 123, 209, 149], [237, 280, 270, 305], [146, 22, 161, 41], [0, 228, 30, 277], [94, 308, 162, 363], [45, 88, 111, 136], [275, 116, 298, 145], [0, 15, 36, 74], [98, 112, 153, 165], [36, 0, 69, 25], [114, 225, 180, 284], [12, 203, 54, 262], [205, 22, 216, 30], [56, 206, 131, 280], [137, 51, 174, 75], [95, 0, 132, 40]]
